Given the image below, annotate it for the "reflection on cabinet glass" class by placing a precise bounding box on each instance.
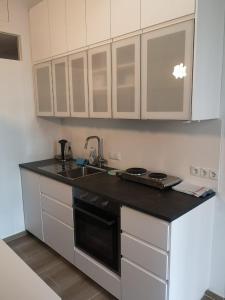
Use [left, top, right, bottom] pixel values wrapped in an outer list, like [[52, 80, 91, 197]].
[[34, 62, 54, 116], [69, 52, 89, 117], [88, 45, 111, 118], [112, 36, 140, 119], [52, 57, 70, 117], [142, 20, 194, 120]]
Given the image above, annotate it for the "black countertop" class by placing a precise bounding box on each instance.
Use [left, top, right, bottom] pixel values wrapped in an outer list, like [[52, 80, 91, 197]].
[[19, 159, 215, 222]]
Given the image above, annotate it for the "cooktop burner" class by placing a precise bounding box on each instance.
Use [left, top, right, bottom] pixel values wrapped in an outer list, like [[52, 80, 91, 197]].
[[148, 173, 167, 181], [126, 168, 147, 176], [119, 168, 182, 189]]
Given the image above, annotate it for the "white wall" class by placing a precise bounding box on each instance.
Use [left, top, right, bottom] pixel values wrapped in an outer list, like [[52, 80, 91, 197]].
[[209, 31, 225, 297], [0, 0, 62, 239], [62, 118, 221, 189]]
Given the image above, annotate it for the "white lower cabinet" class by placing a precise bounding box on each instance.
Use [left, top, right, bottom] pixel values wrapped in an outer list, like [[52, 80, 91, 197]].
[[42, 211, 74, 264], [121, 258, 167, 300], [20, 169, 43, 241], [75, 248, 121, 299]]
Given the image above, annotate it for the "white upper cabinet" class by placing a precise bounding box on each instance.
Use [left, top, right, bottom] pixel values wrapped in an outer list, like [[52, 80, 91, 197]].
[[111, 0, 141, 38], [69, 52, 89, 117], [66, 0, 86, 51], [88, 44, 112, 118], [52, 57, 70, 117], [141, 0, 196, 29], [112, 36, 140, 119], [48, 0, 68, 56], [141, 20, 194, 120], [86, 0, 110, 45], [29, 0, 51, 62], [34, 62, 54, 116]]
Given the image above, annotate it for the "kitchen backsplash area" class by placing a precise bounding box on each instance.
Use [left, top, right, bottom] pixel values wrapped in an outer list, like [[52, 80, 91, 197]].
[[61, 118, 221, 189]]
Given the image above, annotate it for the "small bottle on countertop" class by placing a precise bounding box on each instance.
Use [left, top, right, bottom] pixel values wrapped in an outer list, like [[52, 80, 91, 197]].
[[89, 147, 97, 165]]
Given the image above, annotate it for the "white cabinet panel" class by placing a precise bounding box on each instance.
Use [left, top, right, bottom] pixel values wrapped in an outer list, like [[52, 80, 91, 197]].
[[66, 0, 86, 51], [141, 20, 194, 120], [75, 248, 121, 299], [41, 194, 74, 227], [0, 0, 9, 22], [69, 52, 89, 117], [29, 0, 51, 62], [121, 233, 169, 280], [34, 62, 54, 116], [121, 258, 167, 300], [121, 206, 170, 251], [88, 44, 112, 118], [111, 0, 140, 37], [112, 36, 140, 119], [40, 176, 73, 207], [86, 0, 110, 45], [141, 0, 195, 28], [21, 169, 43, 241], [52, 57, 70, 117], [42, 211, 74, 264], [48, 0, 68, 56]]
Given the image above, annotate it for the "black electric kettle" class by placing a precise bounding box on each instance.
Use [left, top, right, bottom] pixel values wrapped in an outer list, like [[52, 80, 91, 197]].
[[55, 139, 72, 161], [58, 139, 68, 161]]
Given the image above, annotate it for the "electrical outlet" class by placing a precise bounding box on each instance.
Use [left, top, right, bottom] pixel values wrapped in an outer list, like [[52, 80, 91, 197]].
[[200, 168, 209, 178], [209, 170, 218, 180], [190, 166, 200, 177]]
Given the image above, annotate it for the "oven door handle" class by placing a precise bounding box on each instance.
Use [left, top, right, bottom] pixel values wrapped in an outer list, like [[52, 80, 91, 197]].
[[75, 207, 116, 227]]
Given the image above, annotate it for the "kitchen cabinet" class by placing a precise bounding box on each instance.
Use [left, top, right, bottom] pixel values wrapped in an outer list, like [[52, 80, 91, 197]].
[[88, 44, 112, 118], [66, 0, 86, 51], [111, 0, 140, 38], [112, 36, 140, 119], [141, 0, 195, 29], [86, 0, 110, 45], [52, 57, 70, 117], [20, 169, 43, 241], [40, 176, 74, 264], [33, 62, 54, 116], [48, 0, 68, 56], [122, 258, 167, 300], [29, 0, 51, 62], [141, 20, 194, 120], [121, 200, 215, 300], [68, 52, 89, 117], [42, 211, 74, 264]]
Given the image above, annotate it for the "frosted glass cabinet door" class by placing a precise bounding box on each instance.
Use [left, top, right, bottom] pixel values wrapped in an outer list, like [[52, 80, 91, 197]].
[[88, 45, 112, 118], [69, 52, 89, 117], [112, 36, 140, 119], [141, 20, 194, 120], [34, 62, 54, 116], [52, 57, 70, 117]]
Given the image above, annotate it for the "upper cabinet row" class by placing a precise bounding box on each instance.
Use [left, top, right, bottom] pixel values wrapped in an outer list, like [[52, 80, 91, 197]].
[[29, 0, 195, 62]]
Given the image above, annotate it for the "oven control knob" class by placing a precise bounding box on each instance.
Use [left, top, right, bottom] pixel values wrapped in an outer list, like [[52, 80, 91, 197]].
[[101, 200, 109, 207]]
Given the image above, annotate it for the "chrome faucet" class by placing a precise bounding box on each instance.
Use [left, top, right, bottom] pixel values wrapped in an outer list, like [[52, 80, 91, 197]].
[[84, 136, 106, 168]]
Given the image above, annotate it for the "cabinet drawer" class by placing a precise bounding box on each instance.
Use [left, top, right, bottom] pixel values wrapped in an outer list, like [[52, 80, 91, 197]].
[[42, 212, 74, 264], [75, 248, 120, 299], [41, 194, 73, 228], [40, 176, 72, 207], [121, 206, 170, 251], [121, 258, 167, 300], [121, 233, 168, 280]]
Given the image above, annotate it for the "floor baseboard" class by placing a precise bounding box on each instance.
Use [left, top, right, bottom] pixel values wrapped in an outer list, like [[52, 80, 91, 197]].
[[3, 231, 28, 243], [205, 290, 225, 300]]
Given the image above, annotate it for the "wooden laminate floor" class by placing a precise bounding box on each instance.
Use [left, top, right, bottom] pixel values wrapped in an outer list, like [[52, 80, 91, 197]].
[[7, 233, 116, 300]]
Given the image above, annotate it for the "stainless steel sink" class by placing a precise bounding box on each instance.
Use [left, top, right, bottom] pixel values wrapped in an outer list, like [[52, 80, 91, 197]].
[[57, 165, 104, 180]]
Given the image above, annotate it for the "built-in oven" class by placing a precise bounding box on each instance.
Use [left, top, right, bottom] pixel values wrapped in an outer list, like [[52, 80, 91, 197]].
[[73, 187, 120, 274]]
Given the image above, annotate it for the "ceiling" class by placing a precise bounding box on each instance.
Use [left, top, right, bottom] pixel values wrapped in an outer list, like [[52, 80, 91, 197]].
[[27, 0, 42, 9]]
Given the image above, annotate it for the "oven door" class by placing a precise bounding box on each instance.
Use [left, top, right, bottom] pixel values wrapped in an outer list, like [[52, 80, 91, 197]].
[[74, 203, 119, 274]]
